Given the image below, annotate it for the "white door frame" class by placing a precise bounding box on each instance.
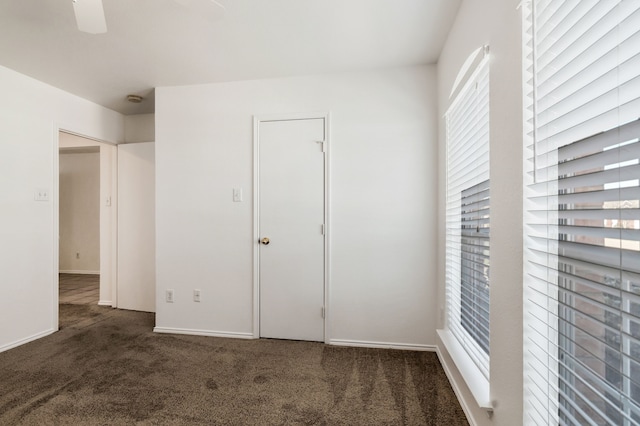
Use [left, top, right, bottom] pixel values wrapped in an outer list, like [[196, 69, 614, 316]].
[[252, 112, 330, 342], [53, 125, 118, 329]]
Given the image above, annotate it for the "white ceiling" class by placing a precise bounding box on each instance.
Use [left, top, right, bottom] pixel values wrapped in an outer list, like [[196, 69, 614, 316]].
[[0, 0, 461, 115]]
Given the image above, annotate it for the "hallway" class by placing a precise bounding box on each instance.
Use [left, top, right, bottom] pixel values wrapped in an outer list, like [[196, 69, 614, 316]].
[[59, 273, 99, 305]]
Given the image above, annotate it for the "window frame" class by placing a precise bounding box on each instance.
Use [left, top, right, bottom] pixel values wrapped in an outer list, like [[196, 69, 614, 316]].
[[439, 48, 492, 410]]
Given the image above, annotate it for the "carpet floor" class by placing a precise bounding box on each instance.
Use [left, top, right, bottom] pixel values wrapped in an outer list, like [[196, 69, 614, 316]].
[[0, 304, 468, 425]]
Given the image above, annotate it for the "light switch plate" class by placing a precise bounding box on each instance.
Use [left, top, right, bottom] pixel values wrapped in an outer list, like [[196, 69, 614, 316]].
[[233, 187, 242, 202]]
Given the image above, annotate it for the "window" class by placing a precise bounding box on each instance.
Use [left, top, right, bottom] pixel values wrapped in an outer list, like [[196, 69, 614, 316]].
[[523, 1, 640, 424], [441, 48, 491, 405], [461, 179, 491, 356]]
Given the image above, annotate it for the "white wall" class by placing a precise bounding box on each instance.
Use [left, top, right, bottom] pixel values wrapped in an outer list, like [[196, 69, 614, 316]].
[[117, 142, 156, 313], [98, 143, 118, 306], [124, 114, 155, 143], [59, 151, 100, 273], [155, 66, 438, 347], [0, 65, 123, 352], [436, 0, 523, 425]]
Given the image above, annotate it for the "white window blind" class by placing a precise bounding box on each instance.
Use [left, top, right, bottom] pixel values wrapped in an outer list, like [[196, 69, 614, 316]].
[[523, 1, 640, 425], [461, 178, 491, 356], [444, 52, 491, 394]]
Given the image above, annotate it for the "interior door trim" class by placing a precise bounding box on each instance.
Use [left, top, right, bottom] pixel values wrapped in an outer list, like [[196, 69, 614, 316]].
[[252, 112, 331, 342]]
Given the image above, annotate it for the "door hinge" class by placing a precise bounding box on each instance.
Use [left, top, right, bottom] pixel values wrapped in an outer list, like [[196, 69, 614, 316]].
[[321, 306, 325, 319], [321, 224, 325, 235]]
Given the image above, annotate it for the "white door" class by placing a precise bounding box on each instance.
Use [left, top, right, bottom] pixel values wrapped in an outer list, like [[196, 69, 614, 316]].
[[117, 142, 156, 312], [259, 118, 325, 342]]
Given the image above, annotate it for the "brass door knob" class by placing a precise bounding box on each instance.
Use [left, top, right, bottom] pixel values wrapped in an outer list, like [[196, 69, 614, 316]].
[[260, 237, 270, 245]]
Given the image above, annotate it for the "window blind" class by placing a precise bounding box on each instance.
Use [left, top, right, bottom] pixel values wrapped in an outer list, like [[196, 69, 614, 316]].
[[445, 52, 491, 384], [461, 179, 491, 356], [523, 1, 640, 425]]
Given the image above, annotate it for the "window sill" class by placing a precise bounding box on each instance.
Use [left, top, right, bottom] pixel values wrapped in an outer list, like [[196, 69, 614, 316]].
[[437, 329, 492, 410]]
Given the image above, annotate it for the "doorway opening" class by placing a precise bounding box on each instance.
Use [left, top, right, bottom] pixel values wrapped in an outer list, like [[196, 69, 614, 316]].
[[59, 143, 100, 306], [56, 130, 117, 328]]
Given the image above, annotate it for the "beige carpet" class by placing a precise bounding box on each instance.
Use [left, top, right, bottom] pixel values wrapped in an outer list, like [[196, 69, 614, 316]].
[[0, 305, 468, 425]]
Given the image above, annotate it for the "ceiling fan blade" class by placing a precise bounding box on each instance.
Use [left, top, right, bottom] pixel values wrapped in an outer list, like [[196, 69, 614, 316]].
[[73, 0, 107, 34]]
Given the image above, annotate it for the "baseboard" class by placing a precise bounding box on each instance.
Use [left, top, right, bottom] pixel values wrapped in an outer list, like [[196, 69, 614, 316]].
[[435, 344, 480, 426], [153, 327, 254, 339], [98, 300, 112, 307], [59, 270, 100, 275], [328, 338, 436, 352], [0, 329, 56, 354]]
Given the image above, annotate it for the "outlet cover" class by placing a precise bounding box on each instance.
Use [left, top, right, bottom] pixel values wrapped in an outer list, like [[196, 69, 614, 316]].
[[34, 188, 50, 202]]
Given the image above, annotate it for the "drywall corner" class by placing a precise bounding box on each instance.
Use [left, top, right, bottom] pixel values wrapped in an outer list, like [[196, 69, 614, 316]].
[[124, 113, 155, 143]]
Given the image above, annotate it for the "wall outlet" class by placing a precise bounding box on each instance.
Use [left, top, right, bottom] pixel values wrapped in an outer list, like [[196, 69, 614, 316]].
[[166, 289, 174, 303], [193, 289, 201, 302], [34, 188, 49, 202]]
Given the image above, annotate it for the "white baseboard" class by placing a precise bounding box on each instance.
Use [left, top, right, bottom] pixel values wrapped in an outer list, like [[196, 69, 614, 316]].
[[328, 338, 436, 352], [435, 344, 481, 426], [0, 329, 56, 354], [153, 327, 254, 339], [98, 300, 112, 307], [59, 270, 100, 275]]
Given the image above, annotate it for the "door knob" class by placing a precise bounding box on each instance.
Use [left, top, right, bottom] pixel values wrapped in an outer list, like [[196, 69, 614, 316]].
[[260, 237, 270, 245]]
